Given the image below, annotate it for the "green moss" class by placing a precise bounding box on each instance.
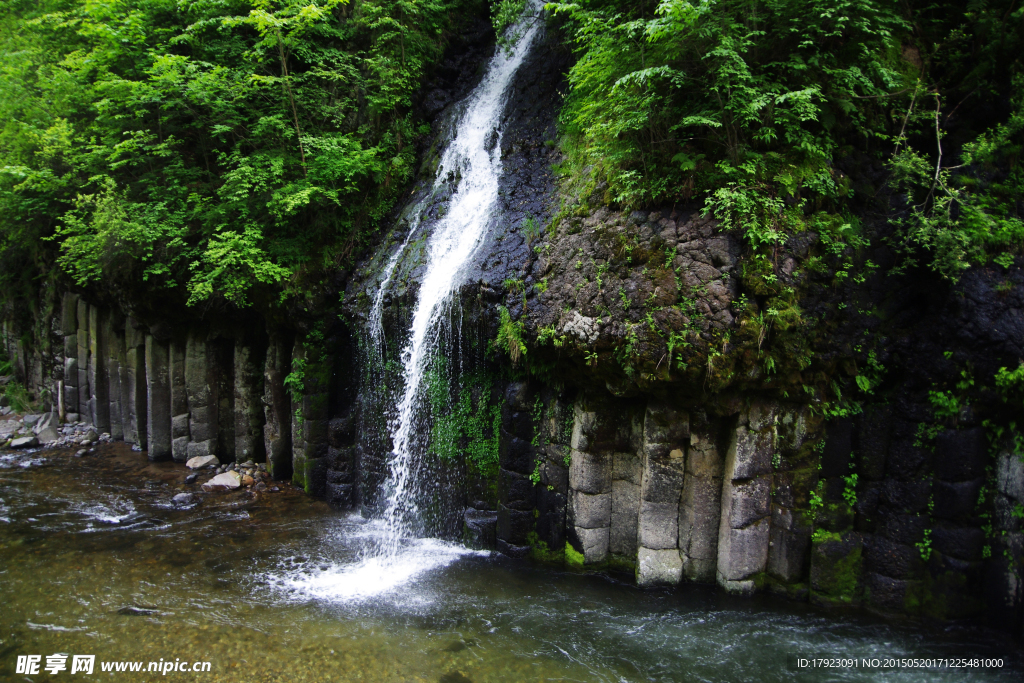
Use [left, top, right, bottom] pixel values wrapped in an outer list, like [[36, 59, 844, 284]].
[[526, 532, 565, 565], [811, 529, 842, 544], [607, 553, 636, 573], [811, 538, 863, 605], [564, 541, 586, 569]]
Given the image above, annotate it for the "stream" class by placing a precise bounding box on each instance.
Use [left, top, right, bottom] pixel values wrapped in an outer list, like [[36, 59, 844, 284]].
[[1, 445, 1020, 682]]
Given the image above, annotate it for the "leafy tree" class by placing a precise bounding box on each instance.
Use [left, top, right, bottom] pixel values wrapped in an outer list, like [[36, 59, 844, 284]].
[[0, 0, 478, 318]]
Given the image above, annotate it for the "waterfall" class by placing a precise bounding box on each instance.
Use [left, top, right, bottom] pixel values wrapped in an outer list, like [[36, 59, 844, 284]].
[[372, 2, 544, 559], [367, 205, 423, 363]]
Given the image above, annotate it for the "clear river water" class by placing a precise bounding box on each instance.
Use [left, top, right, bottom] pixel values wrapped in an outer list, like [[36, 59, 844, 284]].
[[1, 444, 1021, 682]]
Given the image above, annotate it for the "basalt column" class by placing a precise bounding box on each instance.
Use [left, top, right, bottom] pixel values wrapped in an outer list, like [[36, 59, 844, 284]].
[[291, 339, 329, 494], [106, 310, 125, 440], [636, 401, 688, 586], [214, 339, 236, 462], [263, 332, 292, 480], [87, 305, 110, 433], [566, 401, 618, 566], [716, 402, 777, 594], [60, 293, 79, 417], [185, 331, 218, 460], [496, 382, 541, 558], [532, 388, 572, 559], [766, 407, 819, 589], [145, 334, 172, 460], [680, 416, 725, 583], [234, 339, 266, 463], [76, 299, 89, 419], [124, 319, 147, 448], [170, 339, 190, 462]]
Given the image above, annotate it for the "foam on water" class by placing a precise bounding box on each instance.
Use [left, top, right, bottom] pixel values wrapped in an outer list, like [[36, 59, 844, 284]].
[[266, 519, 487, 604], [70, 496, 137, 527]]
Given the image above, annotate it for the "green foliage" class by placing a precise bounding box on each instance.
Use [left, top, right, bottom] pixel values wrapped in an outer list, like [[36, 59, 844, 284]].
[[995, 362, 1024, 408], [915, 527, 933, 562], [0, 0, 475, 313], [491, 0, 531, 54], [536, 324, 567, 348], [3, 381, 32, 413], [549, 0, 904, 229], [529, 459, 542, 484], [842, 473, 858, 507], [887, 74, 1024, 281], [425, 364, 501, 478], [927, 389, 961, 421], [284, 356, 307, 403], [550, 0, 1024, 280], [854, 350, 885, 395], [493, 305, 527, 366]]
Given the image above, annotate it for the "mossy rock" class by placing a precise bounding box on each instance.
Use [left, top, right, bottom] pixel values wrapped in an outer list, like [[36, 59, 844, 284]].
[[809, 532, 864, 606], [526, 532, 565, 565], [564, 541, 586, 569]]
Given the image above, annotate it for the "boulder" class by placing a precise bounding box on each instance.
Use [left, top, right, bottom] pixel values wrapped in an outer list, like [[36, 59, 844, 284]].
[[32, 412, 57, 434], [202, 471, 241, 491], [36, 425, 59, 444], [22, 414, 42, 427], [186, 454, 219, 469], [10, 436, 39, 449]]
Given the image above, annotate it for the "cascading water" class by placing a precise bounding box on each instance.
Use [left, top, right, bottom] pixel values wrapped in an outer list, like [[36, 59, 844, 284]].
[[373, 3, 544, 560], [367, 205, 424, 362]]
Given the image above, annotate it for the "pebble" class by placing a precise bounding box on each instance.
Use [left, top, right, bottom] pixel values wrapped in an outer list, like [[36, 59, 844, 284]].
[[185, 473, 198, 484]]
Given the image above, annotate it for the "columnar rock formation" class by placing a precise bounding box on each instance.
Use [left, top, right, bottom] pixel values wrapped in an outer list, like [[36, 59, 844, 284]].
[[21, 296, 301, 477]]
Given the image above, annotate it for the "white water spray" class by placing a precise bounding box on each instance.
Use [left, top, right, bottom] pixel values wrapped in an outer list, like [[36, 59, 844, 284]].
[[373, 4, 544, 559]]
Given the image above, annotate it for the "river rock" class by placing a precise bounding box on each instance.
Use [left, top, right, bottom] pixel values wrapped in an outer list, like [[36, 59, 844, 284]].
[[10, 436, 39, 449], [80, 428, 98, 444], [202, 471, 241, 491], [172, 492, 196, 506], [241, 475, 255, 486], [36, 425, 59, 444], [32, 412, 56, 433], [23, 414, 42, 427], [186, 455, 219, 469]]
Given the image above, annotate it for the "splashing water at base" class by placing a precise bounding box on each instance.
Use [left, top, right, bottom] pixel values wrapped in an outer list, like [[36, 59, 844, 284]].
[[267, 518, 488, 604]]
